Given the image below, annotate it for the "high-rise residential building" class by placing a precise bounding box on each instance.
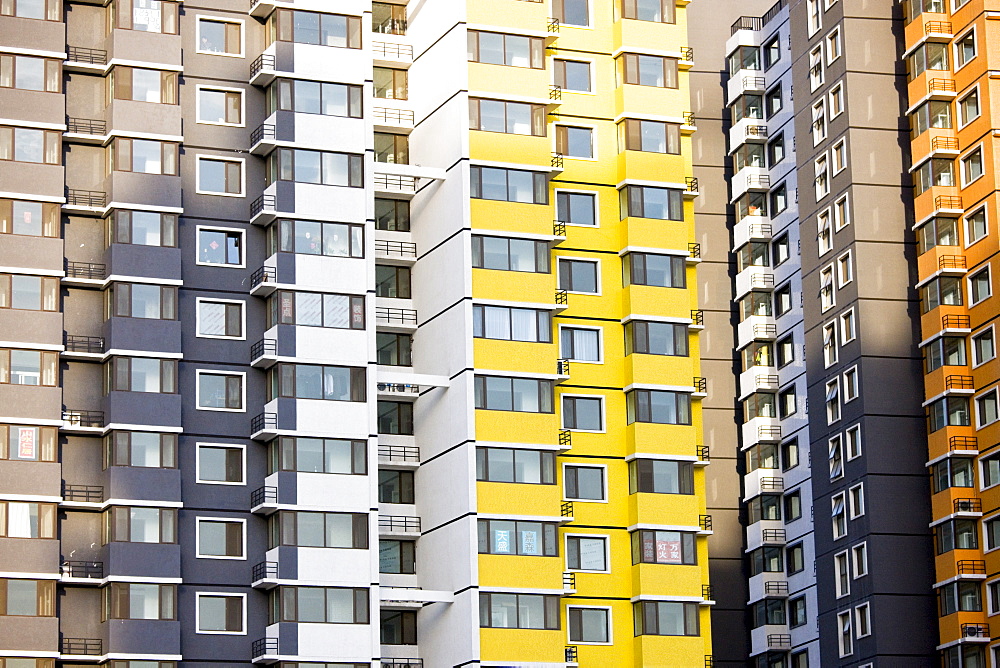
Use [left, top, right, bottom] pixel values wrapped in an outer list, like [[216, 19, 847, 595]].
[[0, 0, 715, 666], [905, 0, 1000, 663]]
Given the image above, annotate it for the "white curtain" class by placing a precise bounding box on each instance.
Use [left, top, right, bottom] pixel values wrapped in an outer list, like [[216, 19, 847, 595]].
[[484, 306, 510, 339], [7, 502, 32, 538], [510, 309, 536, 341]]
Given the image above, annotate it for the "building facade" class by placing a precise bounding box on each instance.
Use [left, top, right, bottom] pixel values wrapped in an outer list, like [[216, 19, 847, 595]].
[[0, 0, 714, 666]]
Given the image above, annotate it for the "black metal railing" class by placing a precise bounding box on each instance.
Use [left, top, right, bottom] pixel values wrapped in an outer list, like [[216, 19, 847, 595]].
[[958, 560, 986, 575], [760, 477, 783, 491], [250, 53, 276, 78], [63, 409, 104, 427], [550, 85, 562, 100], [942, 314, 971, 329], [67, 46, 107, 64], [373, 107, 415, 125], [251, 123, 276, 146], [702, 584, 713, 600], [565, 646, 578, 662], [67, 117, 106, 135], [379, 515, 421, 532], [758, 425, 782, 440], [683, 111, 695, 126], [555, 289, 568, 305], [377, 382, 419, 394], [252, 637, 278, 659], [557, 359, 570, 375], [938, 255, 966, 270], [376, 307, 418, 325], [961, 623, 989, 639], [66, 189, 106, 207], [945, 375, 975, 391], [250, 266, 277, 289], [375, 173, 418, 191], [372, 41, 413, 59], [551, 153, 564, 169], [65, 260, 106, 279], [251, 194, 276, 217], [762, 528, 786, 542], [954, 498, 983, 513], [63, 484, 104, 502], [561, 501, 574, 517], [688, 242, 701, 259], [379, 444, 420, 462], [65, 335, 104, 353], [252, 561, 278, 581], [553, 220, 567, 237], [693, 377, 707, 393], [731, 15, 763, 34], [251, 412, 277, 434], [949, 435, 978, 450], [563, 571, 576, 588], [762, 0, 787, 26], [61, 638, 102, 655], [547, 17, 560, 32], [680, 46, 693, 61], [250, 339, 277, 361], [559, 429, 572, 447], [381, 661, 424, 668], [250, 485, 278, 507], [699, 514, 712, 530], [764, 580, 789, 595], [685, 176, 699, 192], [704, 656, 714, 668], [375, 240, 417, 258], [691, 309, 704, 326], [697, 445, 709, 461], [767, 634, 791, 648], [62, 560, 104, 578]]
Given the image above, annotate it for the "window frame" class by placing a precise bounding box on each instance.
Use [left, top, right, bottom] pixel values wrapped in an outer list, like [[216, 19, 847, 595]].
[[196, 16, 244, 57], [561, 394, 606, 433], [195, 84, 244, 127], [195, 592, 247, 635], [559, 324, 603, 363], [195, 442, 246, 486], [195, 298, 245, 340], [557, 257, 601, 295], [195, 517, 247, 560], [195, 370, 246, 412], [567, 605, 612, 645], [195, 155, 245, 197], [565, 533, 610, 572], [563, 463, 608, 501]]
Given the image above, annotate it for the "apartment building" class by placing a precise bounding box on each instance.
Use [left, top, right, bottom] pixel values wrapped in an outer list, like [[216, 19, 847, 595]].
[[0, 0, 713, 665], [904, 0, 1000, 664]]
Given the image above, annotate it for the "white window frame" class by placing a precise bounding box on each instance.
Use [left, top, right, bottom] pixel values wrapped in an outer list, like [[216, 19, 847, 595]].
[[981, 453, 1000, 492], [969, 265, 992, 306], [557, 256, 602, 295], [195, 226, 246, 268], [825, 27, 842, 64], [961, 145, 985, 187], [807, 0, 822, 36], [195, 297, 246, 340], [854, 603, 871, 638], [840, 308, 856, 343], [566, 605, 613, 645], [558, 324, 604, 364], [195, 16, 245, 58], [831, 138, 847, 175], [848, 483, 864, 519], [555, 123, 598, 161], [846, 423, 862, 461], [826, 378, 841, 425], [954, 27, 977, 72], [195, 592, 248, 635], [554, 58, 595, 93], [818, 209, 833, 256], [987, 513, 1000, 553], [837, 251, 853, 287], [820, 265, 836, 312], [851, 541, 867, 577], [833, 193, 850, 230], [554, 188, 599, 228], [809, 46, 824, 91], [561, 394, 606, 434], [843, 366, 858, 403], [965, 206, 988, 247], [195, 369, 247, 413], [195, 84, 246, 127], [195, 517, 247, 560], [196, 442, 247, 486], [975, 387, 999, 429], [834, 549, 850, 596], [823, 322, 838, 368], [814, 154, 830, 200], [811, 99, 827, 145], [959, 86, 981, 128], [562, 462, 609, 502], [828, 82, 844, 119], [838, 610, 853, 657], [195, 155, 246, 197], [564, 533, 611, 573], [972, 325, 996, 367]]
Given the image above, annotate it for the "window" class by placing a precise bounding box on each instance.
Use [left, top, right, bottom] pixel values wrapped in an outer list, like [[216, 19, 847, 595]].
[[0, 275, 57, 311], [196, 593, 245, 634], [620, 185, 683, 220], [767, 135, 785, 167], [0, 349, 56, 386], [734, 192, 767, 220], [929, 396, 971, 432], [778, 386, 796, 418], [973, 327, 995, 366], [837, 611, 852, 657], [908, 43, 948, 79], [375, 265, 411, 298], [196, 518, 244, 558], [826, 379, 841, 424], [959, 89, 980, 126], [559, 327, 600, 363], [829, 436, 844, 479], [626, 253, 685, 288], [556, 126, 594, 159], [621, 53, 678, 88], [731, 94, 763, 123], [784, 491, 802, 522], [562, 395, 604, 431], [565, 464, 605, 499], [634, 601, 699, 636], [920, 276, 963, 312], [472, 235, 549, 272], [910, 100, 952, 139], [268, 364, 366, 402], [977, 388, 999, 428], [852, 542, 868, 577], [837, 251, 853, 287], [932, 457, 973, 492], [0, 55, 61, 92], [834, 551, 850, 597], [556, 191, 597, 227], [269, 437, 366, 475], [104, 506, 176, 543], [763, 37, 780, 69], [770, 183, 787, 214], [849, 484, 865, 518], [1, 199, 58, 238], [782, 439, 800, 471], [734, 144, 765, 172], [817, 211, 833, 255], [112, 66, 177, 104], [807, 0, 821, 34], [109, 210, 176, 246], [379, 540, 415, 574], [966, 207, 987, 245], [939, 582, 982, 615], [197, 299, 243, 339], [267, 149, 363, 187], [622, 0, 674, 21], [621, 119, 680, 154], [786, 543, 804, 574], [467, 31, 544, 68], [764, 84, 782, 118], [0, 424, 56, 463], [970, 267, 991, 305], [378, 401, 413, 435], [268, 79, 363, 118], [554, 62, 594, 95], [472, 304, 552, 343], [750, 598, 785, 628], [197, 157, 242, 194], [377, 333, 412, 366], [107, 283, 176, 320], [558, 258, 599, 293], [104, 357, 177, 393], [749, 546, 784, 576], [820, 267, 835, 312], [0, 501, 56, 538], [0, 0, 61, 20], [0, 127, 60, 164], [373, 67, 407, 99], [566, 535, 607, 571], [374, 132, 408, 164], [270, 219, 364, 258], [266, 9, 361, 48], [469, 98, 545, 136], [379, 470, 414, 504], [197, 87, 242, 125], [843, 367, 858, 402], [196, 371, 243, 411], [832, 139, 847, 174], [104, 583, 175, 620], [976, 452, 999, 489], [268, 511, 368, 549], [956, 30, 976, 69], [477, 447, 555, 484], [626, 321, 688, 357], [826, 27, 842, 62], [480, 593, 560, 629], [471, 166, 547, 204], [630, 530, 697, 566], [962, 147, 984, 186], [832, 493, 847, 540], [840, 310, 856, 345], [742, 393, 775, 421], [568, 607, 610, 643], [828, 82, 844, 118], [936, 518, 978, 554], [104, 431, 176, 468], [268, 291, 365, 330], [811, 101, 826, 145], [381, 610, 417, 644], [629, 459, 694, 494], [988, 517, 1000, 550], [196, 228, 243, 266], [474, 376, 554, 413], [748, 494, 781, 524], [196, 444, 244, 485], [943, 647, 986, 668], [728, 45, 759, 74], [113, 0, 178, 32], [814, 155, 830, 200], [372, 2, 405, 34], [269, 587, 369, 624], [746, 442, 777, 472], [375, 200, 410, 233], [198, 17, 242, 55], [478, 520, 558, 555], [774, 284, 793, 317], [627, 390, 691, 425]]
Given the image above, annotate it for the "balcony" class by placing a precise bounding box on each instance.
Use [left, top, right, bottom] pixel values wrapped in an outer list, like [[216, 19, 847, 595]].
[[250, 339, 278, 368], [250, 485, 278, 513], [924, 21, 953, 39], [63, 334, 104, 360], [250, 194, 277, 225], [64, 261, 106, 287], [377, 307, 418, 332], [378, 444, 420, 468], [372, 41, 413, 66], [249, 53, 276, 85], [249, 265, 277, 297], [681, 111, 696, 134], [373, 107, 415, 132], [375, 240, 417, 263], [691, 309, 705, 329], [944, 375, 974, 393], [252, 637, 279, 663], [927, 78, 957, 100], [379, 514, 421, 535], [685, 176, 700, 197], [251, 560, 279, 589], [62, 409, 104, 433], [766, 634, 791, 649], [957, 560, 986, 576], [65, 46, 107, 71], [731, 15, 763, 33], [961, 623, 990, 640], [65, 117, 108, 143], [938, 255, 967, 273], [251, 412, 278, 440], [61, 560, 104, 581], [763, 580, 789, 596], [63, 484, 104, 503], [954, 498, 983, 515], [375, 172, 418, 196], [699, 515, 713, 532], [933, 194, 963, 215], [249, 123, 277, 155], [949, 435, 978, 452], [61, 637, 103, 656]]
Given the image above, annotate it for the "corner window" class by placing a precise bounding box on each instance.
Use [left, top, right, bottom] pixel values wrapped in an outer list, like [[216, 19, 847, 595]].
[[469, 98, 545, 136], [268, 291, 365, 330], [112, 138, 178, 175], [196, 443, 244, 484], [625, 253, 685, 288], [620, 185, 683, 220], [268, 364, 367, 402], [105, 506, 176, 543], [104, 357, 177, 393], [621, 0, 674, 22], [269, 79, 363, 118], [114, 0, 178, 33], [267, 149, 363, 188], [928, 396, 970, 432], [626, 321, 688, 357], [109, 210, 176, 246], [104, 431, 176, 468], [633, 601, 699, 636], [472, 235, 550, 273], [196, 518, 245, 559], [267, 9, 361, 48], [0, 501, 56, 538], [107, 282, 176, 320], [1, 199, 59, 237], [621, 119, 680, 154], [627, 390, 691, 425], [0, 580, 54, 616], [198, 17, 242, 55], [268, 511, 368, 548], [0, 0, 61, 20], [196, 593, 246, 634]]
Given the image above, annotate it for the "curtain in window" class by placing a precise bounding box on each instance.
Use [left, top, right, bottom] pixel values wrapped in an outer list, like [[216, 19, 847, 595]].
[[574, 330, 598, 360], [7, 501, 32, 537], [484, 306, 510, 339]]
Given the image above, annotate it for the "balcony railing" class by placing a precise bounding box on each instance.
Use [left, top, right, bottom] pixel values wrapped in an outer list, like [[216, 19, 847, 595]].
[[746, 125, 768, 139], [945, 375, 974, 391], [375, 240, 417, 258], [764, 580, 789, 595], [683, 111, 695, 126], [699, 514, 713, 531], [372, 41, 413, 59], [931, 136, 959, 151], [250, 339, 276, 362], [743, 75, 765, 90], [697, 445, 710, 461], [67, 117, 106, 135], [954, 498, 983, 514], [767, 634, 791, 649], [375, 173, 417, 192], [65, 335, 104, 353], [380, 515, 421, 532], [252, 637, 278, 659], [251, 411, 277, 434], [63, 484, 104, 502], [250, 266, 277, 289], [555, 289, 568, 305], [564, 647, 578, 663], [680, 46, 693, 61], [251, 194, 276, 217], [559, 429, 572, 448], [731, 15, 763, 33], [704, 656, 714, 668], [693, 377, 707, 393], [688, 242, 701, 259], [691, 309, 704, 326], [942, 314, 971, 329], [935, 194, 962, 211], [925, 20, 952, 34], [66, 189, 106, 207], [373, 107, 415, 125], [758, 425, 781, 440], [939, 255, 966, 270], [701, 584, 713, 600], [685, 176, 699, 192], [762, 0, 787, 26], [381, 661, 424, 668], [949, 435, 978, 451], [378, 444, 420, 462], [750, 273, 775, 288], [957, 560, 986, 575], [62, 560, 104, 578], [760, 477, 783, 491], [547, 17, 560, 32], [557, 358, 570, 375], [250, 123, 276, 146], [250, 53, 275, 78], [550, 85, 562, 100], [561, 501, 574, 517], [66, 261, 106, 279], [961, 623, 989, 639], [67, 46, 107, 64], [376, 307, 418, 325], [551, 153, 564, 169], [928, 78, 956, 94], [63, 409, 104, 427], [373, 17, 407, 34], [252, 561, 278, 581], [61, 638, 103, 655], [753, 323, 777, 338], [563, 571, 576, 589], [553, 219, 567, 237], [251, 485, 277, 507], [762, 528, 786, 542]]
